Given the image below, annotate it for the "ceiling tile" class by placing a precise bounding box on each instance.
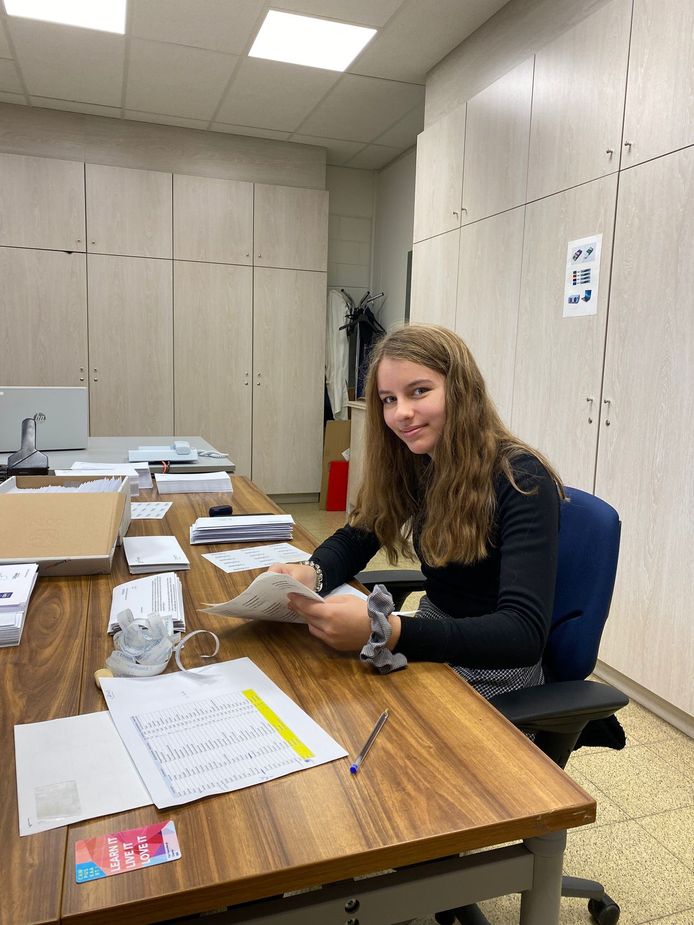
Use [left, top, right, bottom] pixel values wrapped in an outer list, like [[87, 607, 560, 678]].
[[211, 123, 291, 140], [277, 0, 404, 28], [373, 102, 423, 147], [345, 143, 403, 169], [0, 56, 22, 93], [125, 110, 210, 129], [126, 38, 237, 120], [7, 19, 125, 105], [129, 0, 265, 55], [291, 134, 365, 166], [215, 57, 339, 132], [352, 0, 508, 82], [0, 20, 11, 56], [297, 73, 424, 142], [0, 90, 26, 104], [32, 97, 122, 118]]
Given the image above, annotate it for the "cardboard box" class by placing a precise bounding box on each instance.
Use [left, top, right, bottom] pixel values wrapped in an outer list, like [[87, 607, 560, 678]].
[[0, 475, 130, 576], [319, 420, 351, 510]]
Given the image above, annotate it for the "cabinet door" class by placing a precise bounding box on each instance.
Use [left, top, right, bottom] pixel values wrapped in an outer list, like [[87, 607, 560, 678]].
[[410, 230, 460, 328], [254, 185, 328, 272], [511, 174, 617, 490], [462, 58, 533, 225], [456, 207, 525, 425], [88, 255, 173, 435], [173, 175, 253, 264], [622, 0, 694, 168], [174, 262, 253, 476], [526, 0, 631, 201], [0, 247, 87, 385], [86, 164, 172, 258], [252, 268, 326, 495], [0, 153, 85, 251], [412, 105, 465, 243], [595, 148, 694, 717]]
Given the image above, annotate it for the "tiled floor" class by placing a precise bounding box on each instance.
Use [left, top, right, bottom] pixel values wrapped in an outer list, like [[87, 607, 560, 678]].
[[284, 502, 694, 925]]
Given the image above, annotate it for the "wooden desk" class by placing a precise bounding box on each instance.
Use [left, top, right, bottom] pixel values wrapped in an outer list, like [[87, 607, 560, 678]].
[[2, 478, 595, 925]]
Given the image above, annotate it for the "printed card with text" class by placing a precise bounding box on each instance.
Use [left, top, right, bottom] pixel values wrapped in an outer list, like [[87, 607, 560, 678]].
[[75, 820, 180, 882]]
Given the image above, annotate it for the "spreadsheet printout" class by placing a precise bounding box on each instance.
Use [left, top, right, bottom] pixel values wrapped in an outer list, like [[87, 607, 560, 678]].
[[100, 658, 347, 808]]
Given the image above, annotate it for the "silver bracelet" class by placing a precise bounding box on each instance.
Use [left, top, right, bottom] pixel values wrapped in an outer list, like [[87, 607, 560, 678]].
[[300, 559, 324, 594]]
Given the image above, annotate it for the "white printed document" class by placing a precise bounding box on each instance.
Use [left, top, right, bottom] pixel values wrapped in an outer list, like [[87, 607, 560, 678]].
[[0, 562, 38, 647], [123, 535, 190, 574], [202, 542, 311, 574], [14, 711, 151, 836], [100, 658, 347, 808], [190, 514, 294, 544], [108, 573, 185, 635], [131, 501, 172, 520], [155, 471, 232, 494]]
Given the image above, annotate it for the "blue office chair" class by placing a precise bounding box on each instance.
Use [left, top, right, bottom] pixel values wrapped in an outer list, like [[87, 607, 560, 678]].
[[357, 487, 628, 925]]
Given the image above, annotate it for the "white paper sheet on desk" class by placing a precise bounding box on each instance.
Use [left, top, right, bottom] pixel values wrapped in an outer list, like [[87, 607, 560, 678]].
[[100, 658, 348, 809], [14, 711, 151, 836], [202, 542, 311, 574], [201, 572, 367, 622]]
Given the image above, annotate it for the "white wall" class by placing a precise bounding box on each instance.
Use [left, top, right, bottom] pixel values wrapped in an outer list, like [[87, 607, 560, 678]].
[[372, 149, 416, 331], [325, 165, 375, 304]]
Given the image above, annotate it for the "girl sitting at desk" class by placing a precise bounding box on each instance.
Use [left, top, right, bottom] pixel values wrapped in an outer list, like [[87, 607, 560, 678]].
[[268, 324, 564, 700]]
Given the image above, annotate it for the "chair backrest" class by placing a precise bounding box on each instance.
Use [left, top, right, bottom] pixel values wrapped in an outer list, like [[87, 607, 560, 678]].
[[544, 487, 621, 683]]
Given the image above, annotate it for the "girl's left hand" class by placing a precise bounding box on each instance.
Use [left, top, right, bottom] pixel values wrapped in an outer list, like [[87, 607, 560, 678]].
[[288, 593, 370, 651]]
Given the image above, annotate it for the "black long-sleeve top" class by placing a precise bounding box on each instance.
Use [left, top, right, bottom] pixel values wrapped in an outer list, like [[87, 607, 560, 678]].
[[311, 454, 560, 669]]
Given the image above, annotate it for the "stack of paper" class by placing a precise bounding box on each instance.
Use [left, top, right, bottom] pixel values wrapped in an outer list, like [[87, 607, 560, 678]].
[[190, 514, 294, 544], [0, 563, 39, 647], [56, 462, 140, 497], [154, 471, 232, 494], [122, 536, 190, 574], [108, 573, 185, 635]]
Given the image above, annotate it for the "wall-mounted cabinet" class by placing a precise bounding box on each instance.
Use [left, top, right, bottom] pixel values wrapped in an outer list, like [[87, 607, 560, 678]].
[[173, 175, 253, 264], [410, 230, 460, 328], [462, 58, 534, 225], [0, 153, 85, 251], [455, 207, 525, 425], [412, 105, 466, 243], [86, 164, 172, 258], [526, 0, 631, 202], [87, 255, 173, 435], [622, 0, 694, 169], [254, 184, 329, 271], [0, 247, 87, 386], [174, 261, 253, 476]]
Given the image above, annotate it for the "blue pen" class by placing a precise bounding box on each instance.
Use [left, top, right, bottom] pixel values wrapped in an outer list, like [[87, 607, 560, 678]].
[[349, 709, 389, 774]]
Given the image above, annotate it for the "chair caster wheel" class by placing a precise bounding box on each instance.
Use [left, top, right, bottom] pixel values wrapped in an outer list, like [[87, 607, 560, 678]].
[[588, 894, 620, 924]]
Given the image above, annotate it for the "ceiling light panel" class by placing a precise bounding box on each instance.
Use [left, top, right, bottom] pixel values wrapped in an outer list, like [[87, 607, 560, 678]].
[[249, 10, 376, 72], [4, 0, 127, 34]]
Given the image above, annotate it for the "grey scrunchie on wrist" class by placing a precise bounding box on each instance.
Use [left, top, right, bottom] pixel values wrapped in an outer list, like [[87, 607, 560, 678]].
[[360, 584, 408, 674]]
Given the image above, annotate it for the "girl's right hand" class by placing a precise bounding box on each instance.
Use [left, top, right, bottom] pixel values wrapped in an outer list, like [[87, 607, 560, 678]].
[[266, 562, 318, 591]]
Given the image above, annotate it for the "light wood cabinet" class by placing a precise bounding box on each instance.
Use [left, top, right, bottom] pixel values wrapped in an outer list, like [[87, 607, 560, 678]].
[[252, 268, 327, 495], [594, 147, 694, 717], [173, 175, 253, 265], [174, 262, 253, 476], [254, 184, 328, 272], [455, 207, 525, 425], [511, 174, 618, 490], [412, 105, 466, 243], [0, 247, 88, 386], [0, 153, 85, 251], [86, 164, 172, 258], [462, 58, 534, 225], [622, 0, 694, 169], [410, 230, 460, 328], [526, 0, 631, 202], [87, 255, 173, 435]]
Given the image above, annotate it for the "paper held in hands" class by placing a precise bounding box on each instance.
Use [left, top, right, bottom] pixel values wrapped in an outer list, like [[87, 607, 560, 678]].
[[200, 571, 367, 623]]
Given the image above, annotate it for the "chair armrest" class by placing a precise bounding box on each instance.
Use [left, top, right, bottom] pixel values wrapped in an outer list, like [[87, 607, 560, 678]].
[[356, 569, 425, 610]]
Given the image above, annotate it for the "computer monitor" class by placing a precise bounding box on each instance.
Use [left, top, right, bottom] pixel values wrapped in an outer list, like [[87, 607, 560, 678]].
[[0, 387, 89, 452]]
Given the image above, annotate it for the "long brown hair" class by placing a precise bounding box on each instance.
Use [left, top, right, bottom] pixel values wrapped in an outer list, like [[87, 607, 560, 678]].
[[349, 324, 564, 566]]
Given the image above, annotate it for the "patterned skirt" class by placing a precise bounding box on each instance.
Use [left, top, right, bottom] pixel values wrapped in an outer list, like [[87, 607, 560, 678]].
[[416, 596, 544, 701]]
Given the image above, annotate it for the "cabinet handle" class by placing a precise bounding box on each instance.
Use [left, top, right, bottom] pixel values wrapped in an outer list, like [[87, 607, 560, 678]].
[[256, 372, 261, 386], [257, 253, 262, 259], [605, 148, 614, 156], [623, 141, 633, 149], [586, 396, 594, 423], [93, 367, 99, 383], [602, 398, 612, 425], [244, 371, 249, 386], [79, 366, 85, 382], [452, 210, 459, 218]]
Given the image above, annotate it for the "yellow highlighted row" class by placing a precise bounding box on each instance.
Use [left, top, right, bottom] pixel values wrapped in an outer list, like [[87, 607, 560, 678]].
[[243, 689, 314, 760]]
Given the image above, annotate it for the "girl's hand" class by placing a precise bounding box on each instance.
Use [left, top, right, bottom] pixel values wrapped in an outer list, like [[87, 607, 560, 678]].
[[288, 593, 370, 651], [266, 562, 317, 591]]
